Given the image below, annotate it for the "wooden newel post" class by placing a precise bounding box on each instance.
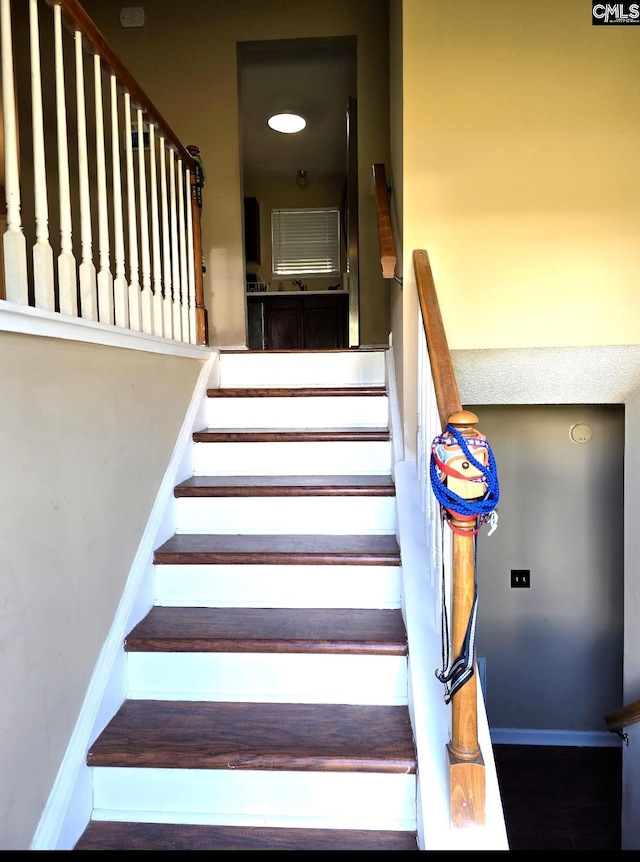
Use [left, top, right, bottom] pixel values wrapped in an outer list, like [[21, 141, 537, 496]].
[[446, 409, 485, 827], [188, 154, 208, 346]]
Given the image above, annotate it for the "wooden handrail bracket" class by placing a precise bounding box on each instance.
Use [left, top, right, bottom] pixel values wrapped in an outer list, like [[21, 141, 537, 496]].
[[605, 697, 640, 732]]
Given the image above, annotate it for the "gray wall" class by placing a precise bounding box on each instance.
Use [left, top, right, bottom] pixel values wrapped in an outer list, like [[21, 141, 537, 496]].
[[623, 388, 640, 848], [470, 404, 624, 733], [0, 332, 205, 849]]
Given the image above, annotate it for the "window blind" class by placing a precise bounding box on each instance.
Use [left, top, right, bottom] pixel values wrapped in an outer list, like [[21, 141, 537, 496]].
[[271, 207, 340, 276]]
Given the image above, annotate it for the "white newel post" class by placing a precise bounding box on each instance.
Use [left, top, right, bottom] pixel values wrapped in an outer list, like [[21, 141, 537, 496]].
[[169, 149, 182, 341], [148, 124, 164, 337], [75, 30, 97, 320], [54, 4, 78, 317], [110, 76, 128, 327], [137, 110, 153, 333], [159, 139, 173, 338], [94, 55, 114, 324], [124, 93, 141, 330], [29, 0, 55, 311], [1, 0, 28, 304]]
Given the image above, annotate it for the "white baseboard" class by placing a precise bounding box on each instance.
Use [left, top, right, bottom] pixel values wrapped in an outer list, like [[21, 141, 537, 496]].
[[490, 727, 622, 747]]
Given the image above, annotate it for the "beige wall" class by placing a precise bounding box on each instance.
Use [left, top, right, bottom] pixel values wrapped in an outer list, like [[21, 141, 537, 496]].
[[82, 0, 391, 348], [0, 333, 203, 849], [624, 387, 640, 848]]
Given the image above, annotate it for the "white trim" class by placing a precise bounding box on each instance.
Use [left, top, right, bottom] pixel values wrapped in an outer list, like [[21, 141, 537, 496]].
[[489, 727, 622, 747], [386, 343, 404, 465], [0, 299, 212, 359], [31, 352, 217, 851]]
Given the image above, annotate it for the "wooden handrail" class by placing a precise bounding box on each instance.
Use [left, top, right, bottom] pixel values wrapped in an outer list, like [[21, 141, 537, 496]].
[[605, 698, 640, 732], [413, 247, 485, 827], [413, 250, 462, 429], [372, 164, 397, 279]]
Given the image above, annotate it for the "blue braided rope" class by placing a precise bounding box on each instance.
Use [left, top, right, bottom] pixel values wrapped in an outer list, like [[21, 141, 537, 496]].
[[430, 424, 500, 520]]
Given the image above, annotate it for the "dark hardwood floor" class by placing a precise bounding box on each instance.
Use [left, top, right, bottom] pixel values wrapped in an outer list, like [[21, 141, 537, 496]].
[[493, 743, 622, 851]]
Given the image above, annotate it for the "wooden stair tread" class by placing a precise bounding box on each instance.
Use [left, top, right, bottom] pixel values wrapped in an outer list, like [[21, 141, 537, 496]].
[[87, 700, 417, 773], [192, 427, 390, 442], [207, 386, 387, 398], [125, 607, 407, 655], [74, 821, 418, 850], [174, 474, 395, 497], [153, 533, 401, 566]]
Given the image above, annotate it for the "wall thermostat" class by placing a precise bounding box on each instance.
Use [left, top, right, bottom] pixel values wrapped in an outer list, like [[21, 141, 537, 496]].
[[120, 7, 145, 28], [570, 423, 593, 444]]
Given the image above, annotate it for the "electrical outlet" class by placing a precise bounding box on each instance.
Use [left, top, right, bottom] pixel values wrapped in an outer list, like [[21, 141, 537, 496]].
[[511, 569, 530, 588]]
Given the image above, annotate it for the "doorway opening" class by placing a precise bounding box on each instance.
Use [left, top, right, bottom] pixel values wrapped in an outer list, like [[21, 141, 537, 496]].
[[237, 38, 358, 349]]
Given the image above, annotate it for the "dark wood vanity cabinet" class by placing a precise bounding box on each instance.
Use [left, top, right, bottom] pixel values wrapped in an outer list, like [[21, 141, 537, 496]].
[[247, 293, 349, 350]]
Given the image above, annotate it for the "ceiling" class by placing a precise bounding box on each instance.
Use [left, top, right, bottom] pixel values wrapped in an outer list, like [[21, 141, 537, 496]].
[[238, 38, 356, 181]]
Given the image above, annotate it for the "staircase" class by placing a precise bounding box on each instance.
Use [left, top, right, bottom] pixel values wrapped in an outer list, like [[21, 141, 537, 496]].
[[74, 348, 419, 851]]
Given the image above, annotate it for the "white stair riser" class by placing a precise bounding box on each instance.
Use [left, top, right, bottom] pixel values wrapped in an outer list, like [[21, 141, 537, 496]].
[[91, 768, 417, 831], [193, 440, 392, 475], [205, 395, 389, 429], [219, 351, 386, 388], [175, 496, 396, 535], [127, 653, 408, 705], [153, 564, 402, 609]]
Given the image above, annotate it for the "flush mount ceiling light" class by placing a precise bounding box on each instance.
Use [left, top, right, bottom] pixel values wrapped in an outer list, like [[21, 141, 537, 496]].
[[268, 113, 306, 134]]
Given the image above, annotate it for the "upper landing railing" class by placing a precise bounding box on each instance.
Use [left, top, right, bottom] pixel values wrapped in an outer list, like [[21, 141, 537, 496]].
[[1, 0, 208, 345]]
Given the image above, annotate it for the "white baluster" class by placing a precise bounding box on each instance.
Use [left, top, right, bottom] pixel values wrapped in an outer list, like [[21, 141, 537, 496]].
[[94, 55, 113, 324], [159, 139, 173, 338], [54, 4, 77, 317], [169, 149, 181, 340], [185, 168, 197, 344], [148, 124, 164, 337], [111, 77, 128, 327], [124, 93, 141, 331], [137, 110, 153, 333], [177, 159, 189, 342], [75, 30, 96, 320], [29, 0, 54, 311], [1, 0, 28, 303]]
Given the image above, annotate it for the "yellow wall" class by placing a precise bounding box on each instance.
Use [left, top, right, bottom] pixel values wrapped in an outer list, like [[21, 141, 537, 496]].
[[402, 0, 640, 352], [82, 0, 391, 347]]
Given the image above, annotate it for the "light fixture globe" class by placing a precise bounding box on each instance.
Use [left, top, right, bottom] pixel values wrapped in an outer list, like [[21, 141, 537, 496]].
[[268, 113, 306, 134]]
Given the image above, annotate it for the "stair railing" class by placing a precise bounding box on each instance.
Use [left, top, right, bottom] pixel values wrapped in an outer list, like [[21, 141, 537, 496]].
[[1, 0, 208, 344], [372, 163, 489, 827], [413, 247, 486, 828]]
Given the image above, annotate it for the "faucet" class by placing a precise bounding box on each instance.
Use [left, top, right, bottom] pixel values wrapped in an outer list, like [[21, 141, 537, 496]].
[[292, 279, 308, 291]]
